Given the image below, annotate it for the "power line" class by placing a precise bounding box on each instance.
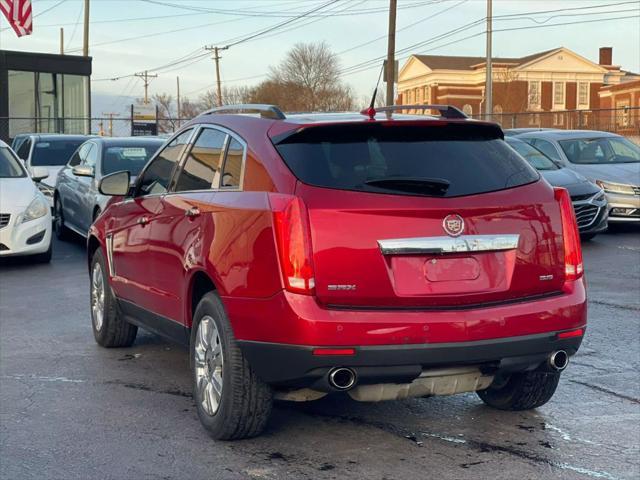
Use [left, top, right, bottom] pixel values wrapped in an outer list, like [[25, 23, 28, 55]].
[[339, 12, 640, 78]]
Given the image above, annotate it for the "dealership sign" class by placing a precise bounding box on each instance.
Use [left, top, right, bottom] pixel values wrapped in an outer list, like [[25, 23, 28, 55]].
[[131, 104, 158, 136]]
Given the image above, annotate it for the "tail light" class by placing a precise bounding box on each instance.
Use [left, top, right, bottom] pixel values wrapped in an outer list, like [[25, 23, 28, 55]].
[[554, 187, 583, 281], [269, 194, 315, 295]]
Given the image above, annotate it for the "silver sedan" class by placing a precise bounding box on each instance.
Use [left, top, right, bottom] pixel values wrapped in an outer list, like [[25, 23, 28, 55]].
[[514, 130, 640, 224], [54, 137, 164, 238]]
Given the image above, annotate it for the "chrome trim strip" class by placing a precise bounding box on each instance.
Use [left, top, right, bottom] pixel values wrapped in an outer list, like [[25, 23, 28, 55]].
[[105, 234, 115, 277], [378, 234, 520, 255]]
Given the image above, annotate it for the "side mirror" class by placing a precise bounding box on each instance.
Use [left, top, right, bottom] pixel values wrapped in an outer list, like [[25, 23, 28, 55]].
[[99, 170, 131, 196], [30, 166, 49, 183], [72, 165, 94, 177]]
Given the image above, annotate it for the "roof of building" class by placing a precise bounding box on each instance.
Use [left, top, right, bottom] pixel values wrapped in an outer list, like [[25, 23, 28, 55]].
[[412, 48, 560, 71]]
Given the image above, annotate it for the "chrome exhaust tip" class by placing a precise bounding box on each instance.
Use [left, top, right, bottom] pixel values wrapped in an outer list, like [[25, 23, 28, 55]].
[[328, 367, 357, 390], [549, 350, 569, 371]]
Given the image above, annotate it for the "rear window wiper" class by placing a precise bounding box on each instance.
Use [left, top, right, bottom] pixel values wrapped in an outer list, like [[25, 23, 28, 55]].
[[363, 177, 450, 195]]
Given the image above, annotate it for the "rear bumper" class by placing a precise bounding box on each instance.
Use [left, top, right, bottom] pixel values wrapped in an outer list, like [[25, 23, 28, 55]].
[[238, 332, 583, 387], [224, 280, 587, 385]]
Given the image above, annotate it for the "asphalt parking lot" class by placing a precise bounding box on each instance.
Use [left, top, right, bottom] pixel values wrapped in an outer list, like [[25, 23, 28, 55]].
[[1, 228, 639, 480]]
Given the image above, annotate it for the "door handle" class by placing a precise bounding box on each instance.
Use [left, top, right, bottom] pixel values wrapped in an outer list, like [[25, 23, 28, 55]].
[[185, 207, 201, 218], [137, 216, 149, 226]]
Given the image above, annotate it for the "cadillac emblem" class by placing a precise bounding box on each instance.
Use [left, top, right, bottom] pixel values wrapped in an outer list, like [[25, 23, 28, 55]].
[[442, 214, 464, 237]]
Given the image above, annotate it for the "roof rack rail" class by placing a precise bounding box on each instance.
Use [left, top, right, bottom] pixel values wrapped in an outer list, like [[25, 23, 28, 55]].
[[199, 104, 286, 120], [362, 104, 468, 120]]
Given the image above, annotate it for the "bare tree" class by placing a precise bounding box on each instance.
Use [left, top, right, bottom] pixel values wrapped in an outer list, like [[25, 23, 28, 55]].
[[148, 93, 177, 133], [260, 42, 355, 111], [199, 85, 254, 110]]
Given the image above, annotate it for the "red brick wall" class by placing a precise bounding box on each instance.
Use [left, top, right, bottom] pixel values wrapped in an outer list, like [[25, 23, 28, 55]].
[[492, 80, 528, 112], [566, 82, 577, 110], [590, 83, 603, 109]]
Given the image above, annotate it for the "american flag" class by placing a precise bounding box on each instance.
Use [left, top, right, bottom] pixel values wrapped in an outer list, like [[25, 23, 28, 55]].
[[0, 0, 33, 37]]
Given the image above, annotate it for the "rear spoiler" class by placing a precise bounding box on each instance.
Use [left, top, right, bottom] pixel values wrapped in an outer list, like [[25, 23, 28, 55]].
[[271, 120, 504, 145]]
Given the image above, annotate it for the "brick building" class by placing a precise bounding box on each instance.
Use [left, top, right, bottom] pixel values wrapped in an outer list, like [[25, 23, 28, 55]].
[[397, 47, 638, 127]]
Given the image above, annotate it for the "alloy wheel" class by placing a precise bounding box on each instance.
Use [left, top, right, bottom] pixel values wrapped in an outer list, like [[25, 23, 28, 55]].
[[194, 316, 224, 416], [91, 263, 105, 331]]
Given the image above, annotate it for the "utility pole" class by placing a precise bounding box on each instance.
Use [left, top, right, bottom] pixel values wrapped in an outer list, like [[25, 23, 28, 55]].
[[385, 0, 397, 106], [82, 0, 90, 57], [176, 76, 181, 127], [60, 28, 64, 55], [102, 112, 120, 137], [135, 70, 158, 104], [484, 0, 493, 118], [205, 46, 228, 106]]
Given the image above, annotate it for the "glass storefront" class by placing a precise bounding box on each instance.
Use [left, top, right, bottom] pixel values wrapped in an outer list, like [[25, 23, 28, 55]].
[[7, 70, 89, 138]]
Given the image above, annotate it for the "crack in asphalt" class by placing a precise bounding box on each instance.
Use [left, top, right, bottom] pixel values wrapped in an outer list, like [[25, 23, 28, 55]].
[[569, 380, 640, 404], [104, 380, 193, 398], [292, 407, 621, 479], [589, 300, 640, 311]]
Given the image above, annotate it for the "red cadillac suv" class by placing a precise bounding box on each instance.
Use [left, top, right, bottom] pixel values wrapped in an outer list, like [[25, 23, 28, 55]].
[[88, 104, 586, 440]]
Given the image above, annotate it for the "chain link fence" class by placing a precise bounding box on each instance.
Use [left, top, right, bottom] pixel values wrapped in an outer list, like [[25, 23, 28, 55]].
[[2, 107, 639, 144], [472, 106, 640, 142]]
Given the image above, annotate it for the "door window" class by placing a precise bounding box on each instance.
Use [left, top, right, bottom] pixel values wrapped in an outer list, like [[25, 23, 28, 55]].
[[137, 129, 192, 196], [531, 139, 561, 162], [82, 144, 99, 169], [221, 138, 244, 189], [16, 138, 31, 160], [174, 128, 227, 192]]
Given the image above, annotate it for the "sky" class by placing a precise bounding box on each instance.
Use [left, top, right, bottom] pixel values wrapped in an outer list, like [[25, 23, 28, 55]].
[[1, 0, 639, 116]]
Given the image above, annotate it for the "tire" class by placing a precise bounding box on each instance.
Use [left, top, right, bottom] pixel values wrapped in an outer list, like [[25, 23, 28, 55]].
[[90, 249, 137, 348], [191, 292, 272, 440], [477, 370, 560, 411], [580, 233, 597, 241], [32, 242, 52, 263], [54, 196, 71, 241]]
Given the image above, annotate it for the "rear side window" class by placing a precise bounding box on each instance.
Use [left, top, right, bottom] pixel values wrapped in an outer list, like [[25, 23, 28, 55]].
[[274, 124, 539, 197], [221, 138, 244, 189], [175, 128, 227, 192]]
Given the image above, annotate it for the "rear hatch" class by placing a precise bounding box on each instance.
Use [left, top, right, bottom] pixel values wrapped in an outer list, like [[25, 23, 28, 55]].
[[272, 121, 566, 308]]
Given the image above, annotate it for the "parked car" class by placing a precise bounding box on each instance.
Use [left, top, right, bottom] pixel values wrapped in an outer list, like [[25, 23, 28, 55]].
[[0, 140, 52, 262], [515, 130, 640, 224], [87, 104, 586, 440], [14, 134, 90, 207], [503, 128, 558, 137], [10, 132, 33, 154], [505, 137, 608, 240], [54, 137, 165, 239]]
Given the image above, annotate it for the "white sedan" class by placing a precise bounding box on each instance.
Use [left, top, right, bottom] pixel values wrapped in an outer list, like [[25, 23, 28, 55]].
[[0, 140, 52, 263]]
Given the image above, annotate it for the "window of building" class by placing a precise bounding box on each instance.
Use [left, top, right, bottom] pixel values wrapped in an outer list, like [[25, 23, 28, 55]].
[[175, 128, 227, 192], [7, 70, 89, 138], [616, 101, 630, 127], [578, 82, 589, 107], [528, 113, 540, 126], [553, 113, 564, 126], [462, 104, 473, 116], [528, 81, 541, 109], [553, 82, 565, 108], [493, 105, 503, 115], [424, 86, 430, 104], [221, 138, 245, 189]]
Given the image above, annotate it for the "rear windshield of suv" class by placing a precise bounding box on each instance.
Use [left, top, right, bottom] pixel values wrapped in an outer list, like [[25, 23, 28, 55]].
[[32, 138, 86, 166], [274, 123, 539, 197]]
